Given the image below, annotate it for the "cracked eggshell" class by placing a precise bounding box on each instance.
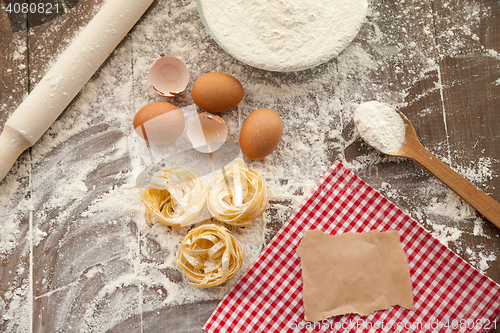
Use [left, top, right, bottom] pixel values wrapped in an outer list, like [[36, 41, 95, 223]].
[[134, 102, 185, 145], [149, 57, 189, 97], [187, 113, 228, 153]]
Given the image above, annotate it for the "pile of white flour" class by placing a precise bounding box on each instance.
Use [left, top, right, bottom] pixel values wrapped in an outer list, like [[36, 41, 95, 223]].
[[198, 0, 368, 71], [354, 101, 406, 154]]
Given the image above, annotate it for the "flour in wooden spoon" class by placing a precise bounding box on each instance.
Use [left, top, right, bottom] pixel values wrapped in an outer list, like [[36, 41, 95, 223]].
[[354, 101, 406, 154], [198, 0, 368, 71]]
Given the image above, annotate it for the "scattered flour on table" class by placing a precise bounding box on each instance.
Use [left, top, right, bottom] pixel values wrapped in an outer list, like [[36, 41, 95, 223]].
[[427, 191, 476, 222], [454, 157, 497, 185], [429, 223, 463, 248], [466, 247, 497, 274], [11, 39, 27, 62], [472, 218, 490, 238], [485, 49, 500, 60]]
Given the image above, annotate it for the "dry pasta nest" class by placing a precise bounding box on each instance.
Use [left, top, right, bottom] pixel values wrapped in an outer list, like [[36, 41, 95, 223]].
[[140, 166, 207, 227], [207, 159, 269, 227], [175, 224, 245, 288]]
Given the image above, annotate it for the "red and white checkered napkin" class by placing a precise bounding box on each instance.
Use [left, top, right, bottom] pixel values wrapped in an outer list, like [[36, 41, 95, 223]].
[[204, 161, 500, 333]]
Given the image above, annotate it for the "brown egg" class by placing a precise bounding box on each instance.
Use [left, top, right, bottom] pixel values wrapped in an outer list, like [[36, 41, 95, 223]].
[[192, 72, 244, 113], [240, 108, 283, 160], [133, 102, 185, 145]]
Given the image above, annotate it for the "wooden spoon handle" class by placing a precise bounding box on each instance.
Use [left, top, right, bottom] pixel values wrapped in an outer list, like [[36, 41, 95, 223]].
[[410, 146, 500, 229]]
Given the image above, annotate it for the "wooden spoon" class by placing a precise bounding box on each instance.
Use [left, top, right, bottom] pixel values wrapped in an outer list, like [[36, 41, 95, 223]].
[[387, 113, 500, 230]]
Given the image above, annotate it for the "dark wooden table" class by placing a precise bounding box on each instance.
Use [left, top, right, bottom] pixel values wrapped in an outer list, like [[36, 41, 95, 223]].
[[1, 0, 499, 332]]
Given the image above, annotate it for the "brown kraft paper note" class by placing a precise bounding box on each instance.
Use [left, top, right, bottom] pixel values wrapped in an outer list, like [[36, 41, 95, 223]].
[[296, 229, 414, 322]]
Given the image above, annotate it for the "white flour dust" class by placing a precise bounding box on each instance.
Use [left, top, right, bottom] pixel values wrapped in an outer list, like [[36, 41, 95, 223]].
[[198, 0, 368, 71], [0, 0, 499, 331]]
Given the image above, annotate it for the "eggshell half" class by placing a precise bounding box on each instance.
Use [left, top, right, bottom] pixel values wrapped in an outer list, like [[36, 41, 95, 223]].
[[149, 57, 189, 97], [191, 72, 244, 113], [240, 108, 283, 160], [134, 102, 185, 145], [187, 113, 228, 153]]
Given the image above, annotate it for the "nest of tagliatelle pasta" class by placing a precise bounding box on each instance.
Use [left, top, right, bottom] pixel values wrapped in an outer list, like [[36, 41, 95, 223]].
[[207, 158, 269, 227], [139, 158, 269, 287], [175, 224, 245, 288], [140, 166, 207, 227]]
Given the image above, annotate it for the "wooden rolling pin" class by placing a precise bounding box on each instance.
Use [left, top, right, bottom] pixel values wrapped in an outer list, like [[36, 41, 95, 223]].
[[0, 0, 154, 182]]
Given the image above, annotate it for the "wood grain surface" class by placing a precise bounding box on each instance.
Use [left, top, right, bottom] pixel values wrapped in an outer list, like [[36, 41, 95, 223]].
[[1, 0, 499, 332]]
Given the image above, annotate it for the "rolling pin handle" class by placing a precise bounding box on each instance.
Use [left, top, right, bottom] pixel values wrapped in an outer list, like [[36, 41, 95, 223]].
[[0, 126, 32, 182]]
